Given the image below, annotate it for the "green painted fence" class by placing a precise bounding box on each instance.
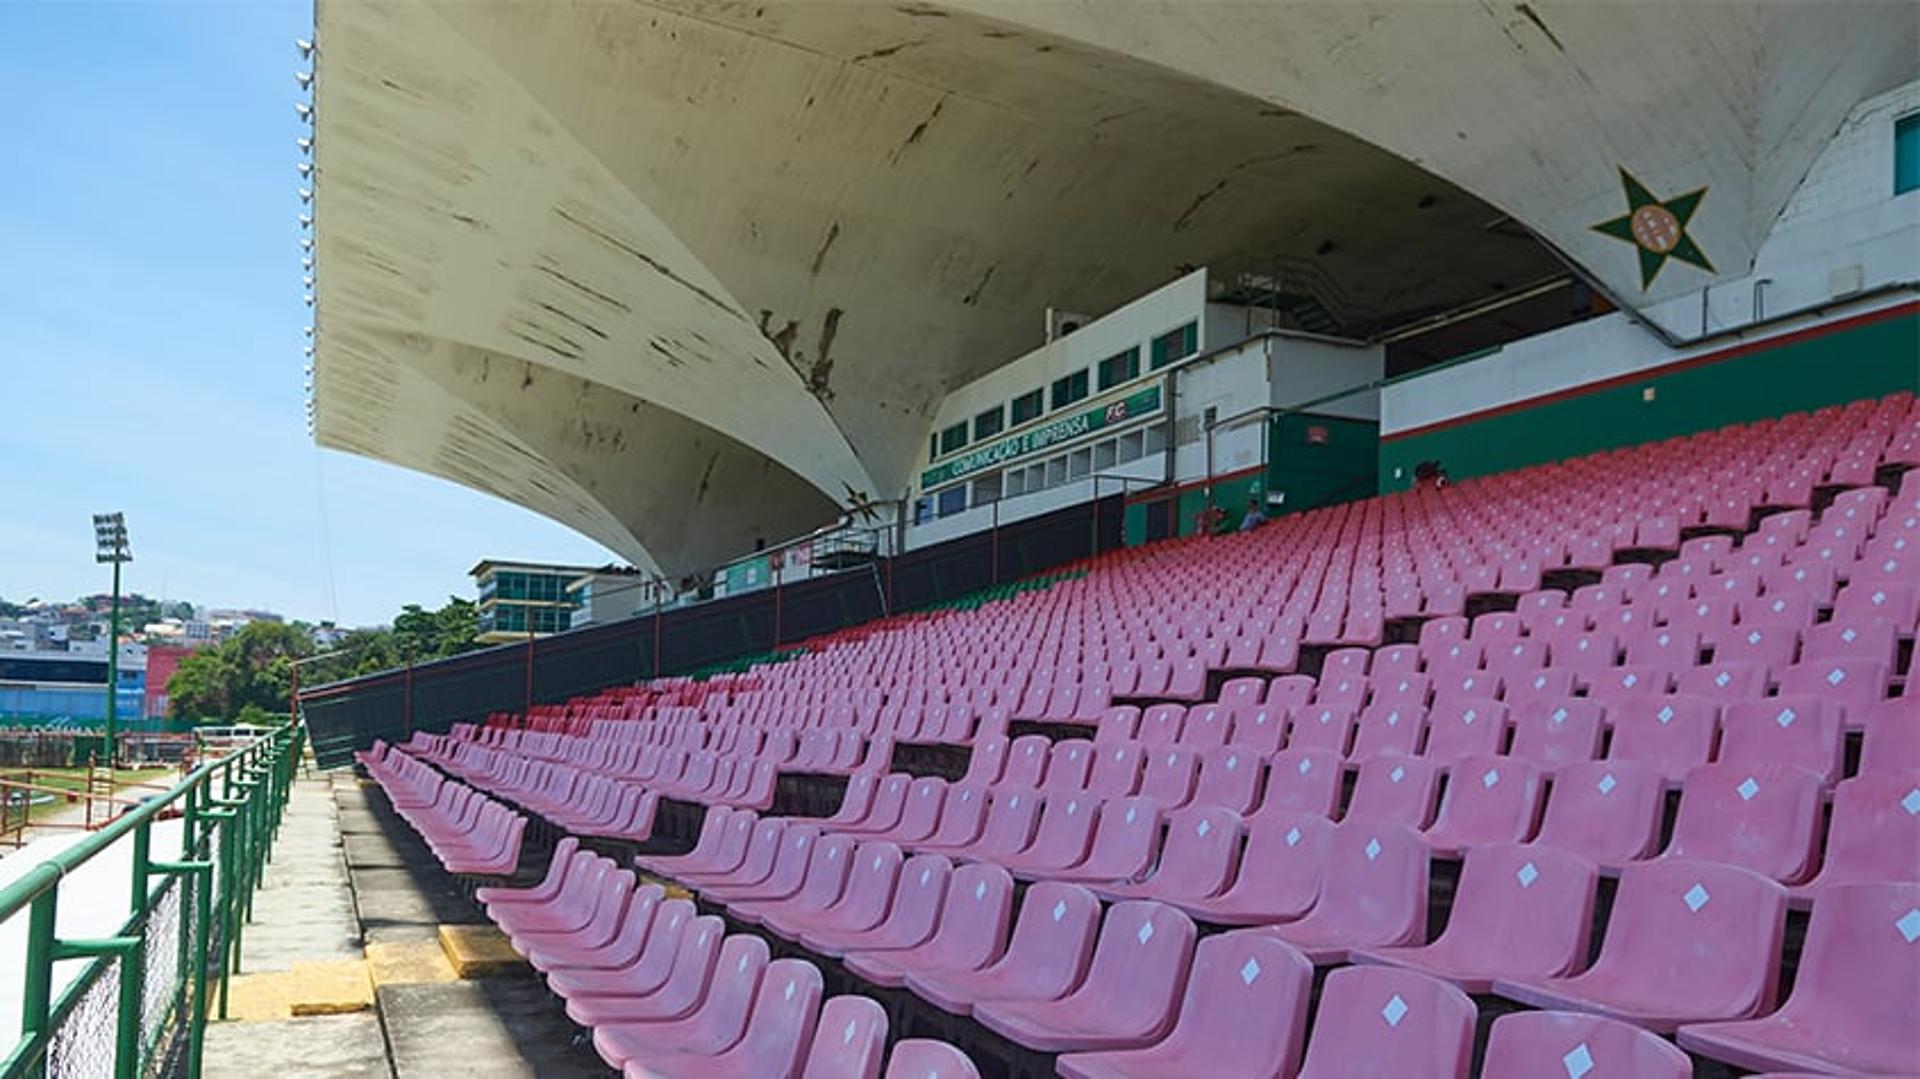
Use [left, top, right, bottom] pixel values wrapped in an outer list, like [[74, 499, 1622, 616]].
[[0, 722, 302, 1079]]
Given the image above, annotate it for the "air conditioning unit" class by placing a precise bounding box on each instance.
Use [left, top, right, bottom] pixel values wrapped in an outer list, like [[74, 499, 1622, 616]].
[[1044, 308, 1092, 343]]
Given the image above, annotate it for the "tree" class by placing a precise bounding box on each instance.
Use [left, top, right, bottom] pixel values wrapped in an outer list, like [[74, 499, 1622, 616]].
[[166, 621, 311, 722], [392, 596, 479, 661]]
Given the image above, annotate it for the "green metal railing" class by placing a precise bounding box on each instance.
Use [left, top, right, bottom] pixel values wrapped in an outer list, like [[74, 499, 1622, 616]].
[[0, 722, 303, 1079]]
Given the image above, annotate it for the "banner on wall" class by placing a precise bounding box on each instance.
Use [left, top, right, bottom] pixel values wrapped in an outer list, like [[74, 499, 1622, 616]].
[[920, 383, 1163, 490]]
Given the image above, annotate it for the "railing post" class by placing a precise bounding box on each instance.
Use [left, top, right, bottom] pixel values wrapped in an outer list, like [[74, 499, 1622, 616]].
[[19, 886, 57, 1079]]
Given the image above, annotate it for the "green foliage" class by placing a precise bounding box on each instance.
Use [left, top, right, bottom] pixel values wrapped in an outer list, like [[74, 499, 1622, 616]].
[[296, 597, 481, 690], [167, 621, 312, 722]]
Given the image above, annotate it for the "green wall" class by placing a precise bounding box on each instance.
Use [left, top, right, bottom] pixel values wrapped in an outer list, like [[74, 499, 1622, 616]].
[[1379, 310, 1920, 491], [1270, 412, 1379, 514]]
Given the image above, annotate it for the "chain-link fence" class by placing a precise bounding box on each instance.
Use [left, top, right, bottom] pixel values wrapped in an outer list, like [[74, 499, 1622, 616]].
[[0, 723, 300, 1079]]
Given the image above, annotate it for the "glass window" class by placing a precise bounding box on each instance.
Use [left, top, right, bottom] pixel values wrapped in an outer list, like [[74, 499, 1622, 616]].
[[938, 422, 968, 455], [1010, 389, 1044, 426], [1149, 321, 1199, 369], [929, 433, 939, 461], [973, 405, 1005, 442], [1897, 113, 1920, 195], [1097, 347, 1140, 390], [1050, 369, 1090, 411], [936, 486, 968, 517]]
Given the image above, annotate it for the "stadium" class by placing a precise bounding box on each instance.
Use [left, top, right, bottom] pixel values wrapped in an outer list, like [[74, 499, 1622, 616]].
[[6, 1, 1919, 1077]]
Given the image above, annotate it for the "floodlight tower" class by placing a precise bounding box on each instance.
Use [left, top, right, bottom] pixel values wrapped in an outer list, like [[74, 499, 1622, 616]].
[[92, 512, 132, 767]]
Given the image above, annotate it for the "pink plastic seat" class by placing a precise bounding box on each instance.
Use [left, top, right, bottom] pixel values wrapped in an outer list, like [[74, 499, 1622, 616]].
[[1353, 843, 1596, 992], [1094, 707, 1141, 745], [1043, 740, 1097, 792], [1100, 805, 1242, 904], [623, 958, 823, 1079], [1176, 705, 1232, 749], [1803, 616, 1899, 668], [1421, 696, 1507, 765], [1605, 695, 1719, 786], [1264, 674, 1316, 714], [1720, 697, 1843, 783], [1136, 705, 1185, 746], [1345, 756, 1441, 830], [1049, 796, 1165, 885], [1285, 705, 1356, 757], [882, 1041, 978, 1079], [479, 836, 581, 905], [1859, 701, 1920, 772], [1528, 761, 1664, 866], [1251, 748, 1342, 820], [1349, 704, 1426, 762], [535, 883, 665, 976], [547, 898, 697, 1003], [834, 774, 914, 838], [815, 775, 881, 831], [637, 811, 736, 877], [591, 933, 764, 1067], [957, 738, 1009, 786], [1507, 699, 1603, 773], [1779, 658, 1890, 728], [997, 792, 1098, 878], [1170, 811, 1327, 925], [1422, 756, 1545, 855], [1188, 745, 1260, 813], [1677, 882, 1920, 1075], [1295, 965, 1475, 1079], [764, 839, 900, 941], [1493, 858, 1788, 1033], [803, 852, 950, 957], [800, 995, 887, 1079], [703, 824, 820, 904], [973, 901, 1197, 1053], [1663, 763, 1822, 884], [911, 783, 988, 854], [1261, 822, 1428, 962], [565, 913, 726, 1027], [939, 787, 1043, 863], [1003, 735, 1051, 787], [1675, 661, 1769, 705], [1085, 744, 1145, 799], [842, 862, 1012, 988], [1790, 771, 1920, 904], [1135, 747, 1199, 809], [904, 881, 1100, 1016], [1483, 1011, 1691, 1079], [1229, 705, 1286, 755], [1054, 931, 1312, 1079]]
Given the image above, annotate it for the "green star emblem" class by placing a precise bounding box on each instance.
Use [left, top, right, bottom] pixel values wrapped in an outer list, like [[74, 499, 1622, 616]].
[[1592, 168, 1714, 289]]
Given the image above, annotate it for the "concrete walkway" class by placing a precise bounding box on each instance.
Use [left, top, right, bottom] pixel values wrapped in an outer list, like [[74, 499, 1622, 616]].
[[203, 765, 607, 1078]]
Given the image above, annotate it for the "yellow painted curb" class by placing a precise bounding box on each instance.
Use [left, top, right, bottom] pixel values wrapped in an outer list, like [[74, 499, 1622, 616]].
[[366, 939, 457, 987], [438, 924, 529, 979], [223, 959, 373, 1022]]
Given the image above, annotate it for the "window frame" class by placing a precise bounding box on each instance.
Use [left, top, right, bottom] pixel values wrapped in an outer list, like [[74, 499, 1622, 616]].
[[973, 404, 1005, 442], [1150, 321, 1199, 370], [1097, 347, 1141, 391], [1050, 368, 1090, 412], [1010, 388, 1045, 426]]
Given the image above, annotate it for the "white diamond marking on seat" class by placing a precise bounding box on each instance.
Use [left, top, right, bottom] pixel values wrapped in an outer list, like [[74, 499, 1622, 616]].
[[1137, 920, 1155, 945], [1897, 909, 1920, 943], [1387, 711, 1401, 726], [1623, 673, 1639, 687], [1597, 772, 1617, 794], [1067, 801, 1079, 816], [785, 980, 796, 1001], [1126, 806, 1138, 824], [1776, 708, 1796, 728], [1052, 900, 1067, 922], [1365, 837, 1382, 861], [1828, 667, 1847, 686], [1390, 765, 1406, 783], [1516, 861, 1539, 887], [1902, 789, 1920, 816], [920, 868, 932, 886], [1737, 777, 1760, 801], [1684, 883, 1711, 912], [1299, 758, 1313, 775], [1286, 826, 1303, 847], [844, 1019, 858, 1043], [1483, 768, 1500, 789], [1843, 627, 1859, 643], [1563, 1042, 1594, 1079], [1381, 994, 1408, 1027], [1241, 957, 1261, 985], [739, 953, 751, 972], [1463, 709, 1478, 725], [1197, 819, 1212, 837], [1658, 705, 1675, 723], [975, 880, 987, 900], [1009, 796, 1019, 809], [1552, 707, 1569, 724], [1873, 590, 1888, 605], [1227, 755, 1239, 770]]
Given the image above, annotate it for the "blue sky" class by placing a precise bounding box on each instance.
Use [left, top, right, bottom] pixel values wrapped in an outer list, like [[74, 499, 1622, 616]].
[[0, 1, 616, 626]]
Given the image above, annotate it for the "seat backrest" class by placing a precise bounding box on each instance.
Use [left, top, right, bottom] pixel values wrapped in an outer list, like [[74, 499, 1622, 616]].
[[972, 788, 1044, 858], [1592, 859, 1787, 1019], [1296, 965, 1475, 1079], [1814, 771, 1920, 888], [1191, 745, 1261, 813], [1227, 812, 1332, 912], [726, 958, 824, 1077], [1232, 705, 1288, 755], [1422, 696, 1508, 763], [1350, 704, 1426, 763], [1431, 843, 1596, 979], [1286, 705, 1357, 756], [892, 778, 948, 840], [1507, 698, 1603, 772], [1065, 901, 1197, 1036], [1762, 881, 1920, 1055], [1667, 763, 1824, 883], [1345, 757, 1442, 829], [1085, 743, 1145, 798], [1425, 756, 1545, 850], [1043, 740, 1096, 792], [1081, 796, 1165, 879], [1003, 735, 1052, 787], [1138, 704, 1187, 746], [1532, 760, 1664, 865], [959, 737, 1008, 785], [985, 881, 1101, 996], [863, 774, 915, 830], [1138, 746, 1200, 808], [924, 783, 989, 848], [1094, 706, 1141, 745], [1605, 695, 1719, 783], [882, 1040, 979, 1079], [648, 914, 729, 1016], [1720, 696, 1843, 782], [1305, 823, 1429, 946], [837, 842, 904, 922], [1482, 1010, 1690, 1079], [1179, 705, 1234, 749], [1021, 792, 1099, 866], [802, 995, 887, 1079], [1126, 931, 1313, 1077], [682, 934, 773, 1055], [1257, 748, 1342, 819], [923, 863, 1015, 972], [1149, 806, 1244, 901]]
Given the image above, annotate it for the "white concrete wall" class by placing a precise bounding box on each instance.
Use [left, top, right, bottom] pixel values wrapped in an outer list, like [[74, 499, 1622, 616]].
[[1269, 337, 1385, 419], [1385, 81, 1920, 436], [1173, 339, 1270, 482]]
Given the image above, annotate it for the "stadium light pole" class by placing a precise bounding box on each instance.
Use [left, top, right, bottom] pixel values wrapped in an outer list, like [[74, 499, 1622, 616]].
[[92, 512, 132, 768]]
